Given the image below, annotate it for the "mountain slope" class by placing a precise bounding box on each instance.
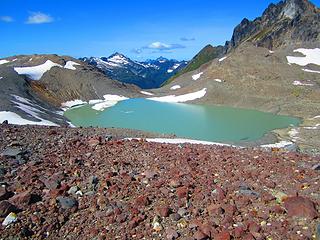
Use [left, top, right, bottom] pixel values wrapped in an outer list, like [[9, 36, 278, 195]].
[[0, 54, 141, 125], [81, 53, 188, 89], [169, 0, 320, 80], [163, 45, 224, 85]]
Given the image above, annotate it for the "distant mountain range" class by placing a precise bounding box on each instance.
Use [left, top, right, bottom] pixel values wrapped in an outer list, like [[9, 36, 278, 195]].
[[80, 53, 188, 89]]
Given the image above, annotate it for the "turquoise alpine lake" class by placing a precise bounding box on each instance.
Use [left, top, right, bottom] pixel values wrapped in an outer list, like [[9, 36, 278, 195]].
[[64, 98, 300, 143]]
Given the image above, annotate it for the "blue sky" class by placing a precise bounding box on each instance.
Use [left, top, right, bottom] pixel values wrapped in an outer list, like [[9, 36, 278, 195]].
[[1, 0, 319, 60]]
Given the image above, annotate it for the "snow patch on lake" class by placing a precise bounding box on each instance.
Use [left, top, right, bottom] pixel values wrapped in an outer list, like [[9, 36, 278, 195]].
[[293, 80, 314, 86], [14, 60, 62, 80], [287, 48, 320, 66], [0, 111, 58, 126], [61, 100, 87, 111], [302, 68, 320, 74], [140, 91, 154, 96], [192, 72, 203, 81], [170, 85, 181, 90], [0, 60, 10, 65], [64, 61, 80, 70], [92, 95, 128, 111], [148, 88, 207, 103]]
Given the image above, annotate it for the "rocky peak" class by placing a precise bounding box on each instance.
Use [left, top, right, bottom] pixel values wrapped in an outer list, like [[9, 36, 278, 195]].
[[227, 0, 319, 51]]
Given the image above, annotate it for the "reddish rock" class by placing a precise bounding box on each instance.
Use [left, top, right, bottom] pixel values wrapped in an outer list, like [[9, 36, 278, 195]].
[[157, 206, 171, 217], [0, 200, 17, 217], [0, 186, 12, 201], [9, 191, 40, 209], [213, 186, 226, 201], [248, 222, 261, 233], [233, 226, 245, 238], [270, 205, 285, 214], [193, 230, 208, 240], [284, 196, 318, 219], [176, 186, 188, 199], [215, 231, 231, 240], [207, 204, 224, 216], [134, 195, 150, 207], [166, 228, 179, 240]]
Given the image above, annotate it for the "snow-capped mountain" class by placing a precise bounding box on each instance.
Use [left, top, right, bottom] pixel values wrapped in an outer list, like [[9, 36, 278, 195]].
[[80, 53, 188, 89]]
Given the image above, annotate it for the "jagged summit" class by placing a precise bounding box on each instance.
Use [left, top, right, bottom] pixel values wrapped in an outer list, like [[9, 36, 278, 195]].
[[226, 0, 319, 51]]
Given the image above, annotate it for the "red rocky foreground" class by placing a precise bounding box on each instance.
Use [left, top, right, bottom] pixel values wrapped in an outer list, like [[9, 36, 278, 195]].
[[0, 124, 319, 240]]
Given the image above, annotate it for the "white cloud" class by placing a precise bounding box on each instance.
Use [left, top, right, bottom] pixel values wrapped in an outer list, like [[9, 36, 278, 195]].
[[145, 42, 185, 51], [26, 12, 54, 24], [0, 16, 14, 22]]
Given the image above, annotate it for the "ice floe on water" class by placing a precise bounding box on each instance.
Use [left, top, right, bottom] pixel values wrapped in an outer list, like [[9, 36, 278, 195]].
[[170, 85, 181, 90], [148, 88, 207, 103], [302, 68, 320, 74], [0, 111, 58, 126], [91, 95, 128, 111], [192, 72, 203, 81], [64, 61, 81, 70], [292, 80, 314, 86], [61, 100, 87, 110], [287, 48, 320, 66], [14, 60, 62, 80], [0, 59, 10, 65], [140, 91, 154, 96]]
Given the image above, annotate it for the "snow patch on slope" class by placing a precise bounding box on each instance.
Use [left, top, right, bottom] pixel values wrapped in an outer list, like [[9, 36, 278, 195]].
[[192, 72, 203, 81], [170, 85, 181, 90], [292, 80, 314, 86], [148, 88, 207, 103], [0, 60, 10, 65], [302, 68, 320, 74], [64, 61, 80, 70], [219, 57, 227, 62], [14, 60, 62, 80], [140, 91, 154, 96], [287, 48, 320, 66], [0, 111, 58, 126]]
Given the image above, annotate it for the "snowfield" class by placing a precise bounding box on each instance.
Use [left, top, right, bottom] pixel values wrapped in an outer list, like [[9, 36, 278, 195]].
[[292, 80, 314, 86], [302, 68, 320, 74], [170, 85, 181, 90], [287, 48, 320, 66], [192, 72, 203, 81], [140, 91, 154, 96], [14, 60, 62, 80], [0, 111, 58, 126], [148, 88, 207, 103], [261, 141, 294, 149], [214, 79, 223, 83], [64, 61, 81, 70], [0, 60, 10, 65]]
